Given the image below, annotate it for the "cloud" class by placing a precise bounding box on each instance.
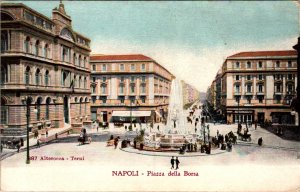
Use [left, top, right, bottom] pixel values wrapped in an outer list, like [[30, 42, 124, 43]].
[[91, 36, 298, 92]]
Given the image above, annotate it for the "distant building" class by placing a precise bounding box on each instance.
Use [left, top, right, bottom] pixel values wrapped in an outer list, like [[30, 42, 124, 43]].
[[181, 80, 200, 107], [90, 54, 174, 124], [1, 2, 91, 137], [210, 50, 298, 125]]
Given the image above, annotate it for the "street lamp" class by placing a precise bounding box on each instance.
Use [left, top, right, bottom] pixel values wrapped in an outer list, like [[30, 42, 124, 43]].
[[22, 97, 32, 164]]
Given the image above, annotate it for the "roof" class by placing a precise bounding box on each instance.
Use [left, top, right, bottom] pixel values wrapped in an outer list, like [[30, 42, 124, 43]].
[[228, 50, 297, 58], [90, 54, 154, 61]]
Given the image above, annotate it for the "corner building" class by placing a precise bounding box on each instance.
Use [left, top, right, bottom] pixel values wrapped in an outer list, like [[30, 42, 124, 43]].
[[90, 54, 174, 124], [221, 50, 297, 124], [1, 3, 91, 137]]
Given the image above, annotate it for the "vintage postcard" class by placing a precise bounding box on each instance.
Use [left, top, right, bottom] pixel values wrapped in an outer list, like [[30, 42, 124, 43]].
[[1, 1, 300, 191]]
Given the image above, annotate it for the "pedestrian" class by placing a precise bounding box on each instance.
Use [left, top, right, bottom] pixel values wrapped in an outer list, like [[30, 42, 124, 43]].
[[195, 128, 197, 133], [37, 139, 40, 148], [175, 157, 180, 170], [114, 136, 120, 149], [157, 125, 160, 131], [55, 133, 58, 139], [0, 143, 3, 153], [17, 143, 21, 153], [125, 126, 127, 131], [255, 120, 257, 130], [97, 125, 99, 132], [217, 130, 219, 137], [170, 156, 175, 169], [46, 129, 48, 137], [258, 137, 263, 146]]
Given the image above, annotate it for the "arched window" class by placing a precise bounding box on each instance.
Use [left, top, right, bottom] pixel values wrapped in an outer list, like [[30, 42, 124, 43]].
[[35, 40, 39, 56], [24, 36, 30, 53], [62, 71, 67, 86], [83, 57, 86, 68], [1, 64, 8, 85], [78, 55, 81, 66], [79, 98, 83, 115], [79, 76, 81, 88], [35, 68, 40, 85], [73, 53, 77, 65], [36, 97, 42, 121], [45, 97, 51, 120], [45, 70, 49, 86], [1, 97, 8, 124], [1, 12, 14, 21], [84, 77, 87, 88], [60, 28, 74, 42], [44, 44, 48, 58], [84, 97, 88, 114], [1, 31, 8, 53], [25, 66, 31, 85]]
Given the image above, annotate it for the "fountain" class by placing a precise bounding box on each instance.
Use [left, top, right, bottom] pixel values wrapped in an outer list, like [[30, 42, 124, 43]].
[[140, 79, 209, 151]]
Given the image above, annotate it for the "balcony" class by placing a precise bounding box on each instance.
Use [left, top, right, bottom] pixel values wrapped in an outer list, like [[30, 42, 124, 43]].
[[274, 79, 282, 83], [274, 91, 283, 96], [244, 92, 253, 96], [234, 92, 241, 96], [256, 79, 264, 83], [256, 91, 265, 96], [118, 92, 125, 96], [286, 78, 294, 83]]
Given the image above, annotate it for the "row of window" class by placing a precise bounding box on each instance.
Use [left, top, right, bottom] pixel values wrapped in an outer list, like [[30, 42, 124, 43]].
[[92, 76, 147, 83], [235, 95, 293, 105], [91, 84, 147, 95], [92, 63, 146, 72], [91, 96, 147, 104], [234, 74, 295, 81], [24, 11, 53, 31], [234, 60, 294, 69], [61, 45, 88, 68], [24, 36, 50, 58], [234, 83, 295, 93], [24, 66, 50, 86]]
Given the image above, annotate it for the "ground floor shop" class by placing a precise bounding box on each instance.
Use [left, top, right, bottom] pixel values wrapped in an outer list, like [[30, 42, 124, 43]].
[[90, 104, 168, 125], [226, 106, 296, 125]]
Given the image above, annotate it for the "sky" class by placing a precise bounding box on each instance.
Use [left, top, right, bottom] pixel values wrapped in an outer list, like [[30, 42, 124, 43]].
[[11, 1, 300, 92]]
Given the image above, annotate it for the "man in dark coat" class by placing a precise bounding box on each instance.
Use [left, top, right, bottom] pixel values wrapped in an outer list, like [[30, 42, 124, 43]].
[[175, 157, 180, 170], [170, 156, 175, 169]]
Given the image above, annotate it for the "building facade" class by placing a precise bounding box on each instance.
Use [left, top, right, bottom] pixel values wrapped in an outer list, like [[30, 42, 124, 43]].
[[218, 50, 298, 125], [181, 80, 200, 107], [90, 54, 174, 124], [1, 2, 91, 137]]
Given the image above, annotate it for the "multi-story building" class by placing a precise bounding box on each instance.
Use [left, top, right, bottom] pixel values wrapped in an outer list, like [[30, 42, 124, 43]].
[[182, 80, 200, 107], [90, 54, 174, 124], [1, 2, 91, 137], [219, 50, 298, 125]]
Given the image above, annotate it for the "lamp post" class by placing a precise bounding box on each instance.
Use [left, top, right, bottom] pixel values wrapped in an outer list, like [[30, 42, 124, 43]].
[[25, 97, 31, 164]]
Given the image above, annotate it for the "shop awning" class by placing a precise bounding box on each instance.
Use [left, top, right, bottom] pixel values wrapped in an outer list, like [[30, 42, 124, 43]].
[[112, 110, 151, 117]]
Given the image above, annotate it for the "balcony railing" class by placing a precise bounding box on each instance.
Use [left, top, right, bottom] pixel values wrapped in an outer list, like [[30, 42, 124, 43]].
[[234, 92, 241, 96], [244, 92, 253, 95]]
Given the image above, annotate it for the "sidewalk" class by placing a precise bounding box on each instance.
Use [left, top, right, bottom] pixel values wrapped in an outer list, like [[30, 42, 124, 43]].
[[1, 124, 72, 160]]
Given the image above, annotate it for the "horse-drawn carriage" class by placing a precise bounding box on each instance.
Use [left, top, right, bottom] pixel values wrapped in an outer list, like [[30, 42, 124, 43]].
[[2, 138, 22, 149], [78, 135, 92, 145], [237, 131, 251, 142], [77, 128, 92, 145]]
